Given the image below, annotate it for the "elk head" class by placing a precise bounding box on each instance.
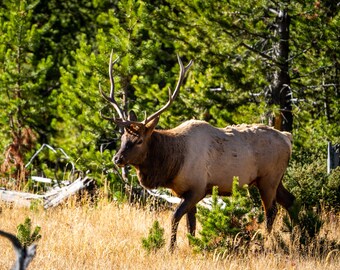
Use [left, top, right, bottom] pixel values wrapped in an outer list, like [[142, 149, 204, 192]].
[[99, 51, 193, 167]]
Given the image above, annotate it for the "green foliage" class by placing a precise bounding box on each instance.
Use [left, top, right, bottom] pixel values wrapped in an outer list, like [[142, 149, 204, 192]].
[[292, 116, 340, 164], [284, 158, 340, 210], [188, 177, 264, 254], [275, 206, 340, 257], [0, 0, 54, 179], [0, 0, 53, 133], [283, 206, 322, 241], [141, 220, 165, 253], [0, 0, 338, 209], [298, 209, 323, 241], [16, 217, 41, 247], [279, 160, 340, 255]]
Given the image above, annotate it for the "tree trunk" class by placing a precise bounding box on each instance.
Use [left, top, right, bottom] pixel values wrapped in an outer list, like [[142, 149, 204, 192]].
[[270, 7, 293, 132]]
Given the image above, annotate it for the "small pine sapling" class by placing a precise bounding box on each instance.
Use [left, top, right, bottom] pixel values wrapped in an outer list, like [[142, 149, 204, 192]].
[[17, 217, 42, 247], [188, 177, 263, 254], [141, 220, 165, 253]]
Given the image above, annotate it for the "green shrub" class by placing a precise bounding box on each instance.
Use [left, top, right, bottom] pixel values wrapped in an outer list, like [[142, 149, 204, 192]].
[[274, 205, 340, 257], [17, 217, 41, 247], [284, 157, 340, 210], [141, 220, 165, 253], [188, 177, 264, 254]]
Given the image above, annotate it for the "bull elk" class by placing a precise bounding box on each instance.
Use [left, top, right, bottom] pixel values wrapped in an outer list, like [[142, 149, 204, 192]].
[[100, 51, 296, 251]]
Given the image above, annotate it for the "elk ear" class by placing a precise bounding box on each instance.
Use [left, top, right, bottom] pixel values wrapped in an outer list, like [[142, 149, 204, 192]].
[[128, 110, 138, 121], [145, 116, 159, 133]]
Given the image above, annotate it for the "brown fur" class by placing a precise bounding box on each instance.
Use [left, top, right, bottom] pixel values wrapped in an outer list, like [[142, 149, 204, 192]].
[[114, 119, 295, 250], [135, 131, 186, 189]]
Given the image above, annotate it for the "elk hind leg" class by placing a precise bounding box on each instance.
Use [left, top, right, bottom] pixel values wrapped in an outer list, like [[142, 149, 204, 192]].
[[276, 182, 299, 223], [276, 182, 295, 210], [186, 206, 197, 237], [257, 179, 278, 233]]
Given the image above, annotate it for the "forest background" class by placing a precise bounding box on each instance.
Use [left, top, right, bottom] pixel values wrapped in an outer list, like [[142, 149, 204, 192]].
[[0, 0, 339, 210]]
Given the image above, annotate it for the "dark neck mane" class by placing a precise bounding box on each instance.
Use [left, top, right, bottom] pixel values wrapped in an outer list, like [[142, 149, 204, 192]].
[[135, 130, 186, 189]]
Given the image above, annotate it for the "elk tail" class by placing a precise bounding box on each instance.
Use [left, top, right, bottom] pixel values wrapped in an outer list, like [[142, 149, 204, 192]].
[[281, 131, 293, 154]]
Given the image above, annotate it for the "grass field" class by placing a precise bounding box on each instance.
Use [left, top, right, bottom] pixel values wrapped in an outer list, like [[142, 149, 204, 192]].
[[0, 197, 339, 270]]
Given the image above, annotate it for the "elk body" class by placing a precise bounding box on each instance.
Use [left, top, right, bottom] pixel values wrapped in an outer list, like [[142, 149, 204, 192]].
[[100, 52, 296, 250]]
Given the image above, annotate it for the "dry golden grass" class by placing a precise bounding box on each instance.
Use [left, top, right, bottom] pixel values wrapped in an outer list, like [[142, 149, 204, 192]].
[[0, 197, 339, 270]]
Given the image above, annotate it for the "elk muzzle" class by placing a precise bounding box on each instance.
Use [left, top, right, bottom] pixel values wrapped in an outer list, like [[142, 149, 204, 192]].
[[113, 153, 125, 166]]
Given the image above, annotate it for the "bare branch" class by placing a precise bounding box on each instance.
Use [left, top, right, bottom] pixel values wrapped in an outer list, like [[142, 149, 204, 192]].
[[240, 42, 278, 64]]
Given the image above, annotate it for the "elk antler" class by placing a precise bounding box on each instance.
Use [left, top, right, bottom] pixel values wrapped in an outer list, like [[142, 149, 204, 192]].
[[99, 50, 124, 121], [143, 54, 193, 125], [99, 50, 145, 129], [0, 230, 37, 270], [100, 52, 193, 129]]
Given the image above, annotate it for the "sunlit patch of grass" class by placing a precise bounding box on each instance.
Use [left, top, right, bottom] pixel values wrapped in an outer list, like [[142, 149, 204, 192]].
[[0, 195, 339, 270]]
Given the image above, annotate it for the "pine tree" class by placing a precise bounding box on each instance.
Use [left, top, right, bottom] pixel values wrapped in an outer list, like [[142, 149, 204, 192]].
[[148, 1, 339, 132], [55, 0, 191, 185], [0, 0, 53, 182], [188, 177, 264, 254]]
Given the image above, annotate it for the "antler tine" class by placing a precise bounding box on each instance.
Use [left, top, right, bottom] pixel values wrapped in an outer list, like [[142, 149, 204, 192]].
[[100, 51, 149, 129], [172, 54, 194, 101], [100, 106, 138, 128], [109, 50, 120, 100], [99, 106, 117, 121], [99, 50, 125, 121], [144, 55, 193, 124]]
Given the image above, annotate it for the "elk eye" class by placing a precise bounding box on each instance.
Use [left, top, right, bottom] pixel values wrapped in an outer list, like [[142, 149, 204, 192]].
[[136, 139, 143, 145]]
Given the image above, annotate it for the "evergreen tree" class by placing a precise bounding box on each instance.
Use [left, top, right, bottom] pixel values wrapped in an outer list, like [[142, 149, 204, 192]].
[[188, 178, 264, 254], [148, 1, 339, 131], [0, 0, 338, 196], [56, 0, 178, 185], [0, 0, 53, 181]]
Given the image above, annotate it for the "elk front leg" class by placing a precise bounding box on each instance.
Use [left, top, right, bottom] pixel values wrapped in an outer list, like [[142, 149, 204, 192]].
[[170, 191, 202, 252]]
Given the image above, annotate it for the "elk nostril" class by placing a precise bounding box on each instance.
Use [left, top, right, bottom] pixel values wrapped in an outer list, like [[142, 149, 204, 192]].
[[113, 155, 122, 164]]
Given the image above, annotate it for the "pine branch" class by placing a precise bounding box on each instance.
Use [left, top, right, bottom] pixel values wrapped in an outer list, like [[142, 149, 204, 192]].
[[240, 42, 278, 65]]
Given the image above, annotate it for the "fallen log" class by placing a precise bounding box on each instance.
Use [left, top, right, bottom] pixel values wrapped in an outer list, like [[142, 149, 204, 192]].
[[146, 188, 226, 210], [0, 176, 93, 209], [43, 176, 93, 208]]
